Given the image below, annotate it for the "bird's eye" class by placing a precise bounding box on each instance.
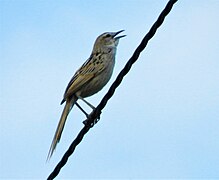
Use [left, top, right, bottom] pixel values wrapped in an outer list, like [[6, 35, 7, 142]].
[[105, 34, 111, 38]]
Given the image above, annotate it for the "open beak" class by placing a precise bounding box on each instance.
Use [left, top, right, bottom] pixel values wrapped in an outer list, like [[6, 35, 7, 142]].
[[113, 30, 126, 39]]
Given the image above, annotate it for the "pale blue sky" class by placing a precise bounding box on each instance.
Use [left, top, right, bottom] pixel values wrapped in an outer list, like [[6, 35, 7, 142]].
[[1, 0, 219, 179]]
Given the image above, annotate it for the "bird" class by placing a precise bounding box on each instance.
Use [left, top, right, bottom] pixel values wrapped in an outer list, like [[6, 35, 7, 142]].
[[47, 30, 126, 159]]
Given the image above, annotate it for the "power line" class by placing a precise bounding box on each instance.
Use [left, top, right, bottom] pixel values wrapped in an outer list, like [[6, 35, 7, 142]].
[[47, 0, 178, 179]]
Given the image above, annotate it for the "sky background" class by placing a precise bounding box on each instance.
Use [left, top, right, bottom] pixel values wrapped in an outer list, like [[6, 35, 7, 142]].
[[1, 0, 219, 179]]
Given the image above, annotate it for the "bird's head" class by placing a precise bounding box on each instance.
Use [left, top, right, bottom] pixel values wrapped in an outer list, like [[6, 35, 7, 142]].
[[93, 30, 126, 52]]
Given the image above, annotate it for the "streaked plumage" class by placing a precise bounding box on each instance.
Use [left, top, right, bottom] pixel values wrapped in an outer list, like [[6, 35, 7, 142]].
[[47, 30, 125, 159]]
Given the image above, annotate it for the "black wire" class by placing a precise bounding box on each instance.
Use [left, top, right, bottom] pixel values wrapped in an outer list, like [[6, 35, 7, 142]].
[[47, 0, 178, 179]]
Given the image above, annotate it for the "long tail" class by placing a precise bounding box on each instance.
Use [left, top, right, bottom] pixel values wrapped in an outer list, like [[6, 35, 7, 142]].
[[47, 96, 77, 160]]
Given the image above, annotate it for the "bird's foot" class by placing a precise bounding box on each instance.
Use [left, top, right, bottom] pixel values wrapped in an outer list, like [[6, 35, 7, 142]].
[[83, 110, 101, 127]]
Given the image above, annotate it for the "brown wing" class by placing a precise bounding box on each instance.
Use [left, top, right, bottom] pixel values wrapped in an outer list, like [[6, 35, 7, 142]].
[[61, 53, 105, 104]]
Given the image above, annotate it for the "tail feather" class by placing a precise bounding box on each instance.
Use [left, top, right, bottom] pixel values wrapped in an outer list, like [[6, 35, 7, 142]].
[[47, 97, 76, 160]]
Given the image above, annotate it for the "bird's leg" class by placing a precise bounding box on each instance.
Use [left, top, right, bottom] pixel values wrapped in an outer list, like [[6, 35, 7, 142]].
[[76, 95, 95, 110], [76, 95, 100, 127], [75, 102, 89, 118]]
